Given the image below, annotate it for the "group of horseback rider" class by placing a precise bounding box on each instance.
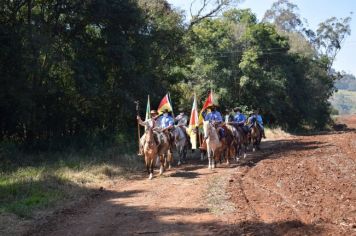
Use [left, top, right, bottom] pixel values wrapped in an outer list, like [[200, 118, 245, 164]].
[[136, 104, 266, 156]]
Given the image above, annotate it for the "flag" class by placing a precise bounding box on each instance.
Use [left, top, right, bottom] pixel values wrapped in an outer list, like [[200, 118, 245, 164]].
[[188, 93, 199, 149], [198, 90, 216, 125], [144, 95, 151, 130], [157, 93, 174, 115], [189, 93, 199, 128]]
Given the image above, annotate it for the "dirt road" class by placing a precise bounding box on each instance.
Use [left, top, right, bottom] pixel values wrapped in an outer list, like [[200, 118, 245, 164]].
[[28, 126, 355, 235]]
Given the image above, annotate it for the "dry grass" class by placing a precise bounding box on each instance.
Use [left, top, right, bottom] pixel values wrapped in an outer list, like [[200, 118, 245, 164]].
[[265, 127, 293, 140], [206, 171, 236, 215], [0, 152, 143, 235]]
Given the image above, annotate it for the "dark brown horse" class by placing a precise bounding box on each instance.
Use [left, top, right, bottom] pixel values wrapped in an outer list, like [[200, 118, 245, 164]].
[[249, 118, 262, 152], [232, 124, 249, 160], [219, 124, 238, 165]]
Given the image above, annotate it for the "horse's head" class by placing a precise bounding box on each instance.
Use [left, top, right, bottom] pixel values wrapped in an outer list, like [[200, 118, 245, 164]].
[[203, 120, 211, 139], [145, 127, 155, 147]]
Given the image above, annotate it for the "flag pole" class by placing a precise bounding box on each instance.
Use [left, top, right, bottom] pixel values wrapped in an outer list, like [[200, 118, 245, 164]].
[[134, 100, 140, 153], [168, 92, 174, 119]]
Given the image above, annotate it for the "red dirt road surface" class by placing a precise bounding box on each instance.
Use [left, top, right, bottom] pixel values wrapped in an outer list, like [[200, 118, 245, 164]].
[[27, 118, 356, 236]]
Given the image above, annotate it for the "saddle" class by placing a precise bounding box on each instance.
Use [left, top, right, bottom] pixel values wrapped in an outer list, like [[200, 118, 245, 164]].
[[153, 130, 171, 147]]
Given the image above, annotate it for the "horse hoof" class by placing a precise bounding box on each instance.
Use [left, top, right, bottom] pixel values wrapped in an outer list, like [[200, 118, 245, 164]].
[[243, 153, 247, 159], [159, 167, 164, 175], [149, 173, 153, 180], [253, 148, 256, 152], [178, 161, 181, 166], [168, 165, 171, 170]]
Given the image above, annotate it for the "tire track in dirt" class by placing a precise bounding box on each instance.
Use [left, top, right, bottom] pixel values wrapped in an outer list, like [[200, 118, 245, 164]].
[[25, 127, 356, 236]]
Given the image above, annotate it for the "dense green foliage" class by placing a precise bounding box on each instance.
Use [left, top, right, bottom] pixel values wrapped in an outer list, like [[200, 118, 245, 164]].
[[0, 0, 352, 151]]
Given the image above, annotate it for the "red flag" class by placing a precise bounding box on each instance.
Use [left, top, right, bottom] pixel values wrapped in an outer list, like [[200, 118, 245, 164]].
[[199, 91, 215, 125], [201, 91, 214, 111], [157, 94, 173, 115]]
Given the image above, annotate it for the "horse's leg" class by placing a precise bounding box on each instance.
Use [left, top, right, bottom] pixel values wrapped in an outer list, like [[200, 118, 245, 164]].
[[211, 148, 217, 169], [207, 147, 212, 169], [225, 147, 230, 165], [148, 157, 154, 180], [159, 155, 164, 175], [252, 138, 256, 152], [200, 150, 205, 161], [183, 144, 187, 163], [243, 143, 247, 159], [177, 146, 182, 166], [236, 144, 240, 162], [145, 156, 150, 176], [167, 149, 173, 169]]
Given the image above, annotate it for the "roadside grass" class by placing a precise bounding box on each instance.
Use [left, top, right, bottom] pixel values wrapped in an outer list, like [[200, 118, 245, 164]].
[[0, 147, 144, 219], [265, 127, 292, 140]]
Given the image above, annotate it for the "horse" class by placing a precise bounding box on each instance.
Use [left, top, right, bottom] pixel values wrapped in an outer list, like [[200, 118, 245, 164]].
[[202, 120, 222, 169], [143, 127, 158, 179], [170, 126, 188, 166], [220, 124, 238, 166], [234, 125, 249, 161], [156, 129, 173, 171], [141, 128, 172, 179], [249, 118, 262, 152]]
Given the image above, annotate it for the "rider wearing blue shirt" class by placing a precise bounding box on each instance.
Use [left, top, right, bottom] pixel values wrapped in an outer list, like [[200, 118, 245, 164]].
[[158, 109, 174, 131], [233, 107, 246, 126], [203, 106, 223, 123], [203, 105, 225, 138], [248, 109, 266, 139]]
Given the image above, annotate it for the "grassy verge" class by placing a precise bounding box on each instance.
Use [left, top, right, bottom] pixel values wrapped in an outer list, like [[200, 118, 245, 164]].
[[265, 127, 292, 140], [0, 147, 143, 223]]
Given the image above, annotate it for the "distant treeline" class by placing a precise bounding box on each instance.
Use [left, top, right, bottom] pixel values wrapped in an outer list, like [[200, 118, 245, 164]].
[[335, 74, 356, 91], [0, 0, 352, 150]]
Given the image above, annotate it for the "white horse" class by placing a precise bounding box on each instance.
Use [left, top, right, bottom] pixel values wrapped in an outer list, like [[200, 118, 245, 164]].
[[202, 121, 222, 169], [171, 126, 187, 166]]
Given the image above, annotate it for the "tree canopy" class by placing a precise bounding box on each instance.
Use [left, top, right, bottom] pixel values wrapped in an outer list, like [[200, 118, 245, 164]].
[[0, 0, 352, 150]]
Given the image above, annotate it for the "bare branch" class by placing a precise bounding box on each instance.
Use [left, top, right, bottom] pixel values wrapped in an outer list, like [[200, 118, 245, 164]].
[[189, 0, 234, 29]]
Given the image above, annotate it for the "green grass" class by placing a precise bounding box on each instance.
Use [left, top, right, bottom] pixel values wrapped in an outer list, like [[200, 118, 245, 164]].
[[330, 89, 356, 114], [0, 148, 143, 219]]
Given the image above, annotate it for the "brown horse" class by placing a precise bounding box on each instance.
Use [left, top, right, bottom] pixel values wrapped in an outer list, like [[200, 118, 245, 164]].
[[249, 119, 262, 152], [157, 130, 173, 171], [144, 127, 158, 179], [220, 124, 238, 165], [232, 124, 249, 161]]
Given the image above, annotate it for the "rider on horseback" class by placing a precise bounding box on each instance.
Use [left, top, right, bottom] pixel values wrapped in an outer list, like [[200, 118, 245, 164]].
[[137, 110, 160, 155], [175, 108, 188, 127], [233, 107, 246, 126], [202, 105, 224, 138], [248, 109, 266, 139], [233, 107, 249, 133], [174, 108, 190, 141], [157, 109, 174, 131]]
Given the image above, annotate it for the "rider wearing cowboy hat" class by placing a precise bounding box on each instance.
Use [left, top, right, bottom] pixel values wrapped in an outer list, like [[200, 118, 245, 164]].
[[203, 105, 223, 123], [157, 109, 174, 131], [136, 110, 160, 156], [137, 109, 159, 129], [175, 108, 188, 127], [248, 109, 266, 139]]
